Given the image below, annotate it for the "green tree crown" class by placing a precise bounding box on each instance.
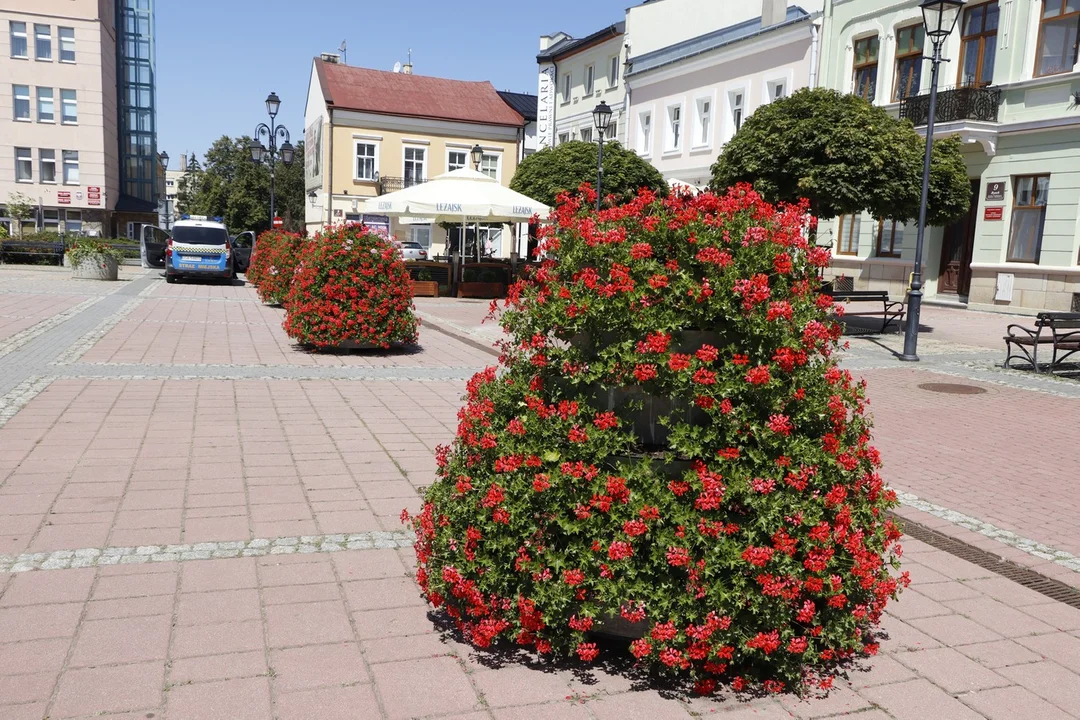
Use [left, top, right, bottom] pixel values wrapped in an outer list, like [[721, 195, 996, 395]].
[[511, 140, 668, 208]]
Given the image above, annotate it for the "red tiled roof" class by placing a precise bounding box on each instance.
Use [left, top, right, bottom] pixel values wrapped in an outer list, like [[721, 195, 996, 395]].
[[315, 60, 524, 128]]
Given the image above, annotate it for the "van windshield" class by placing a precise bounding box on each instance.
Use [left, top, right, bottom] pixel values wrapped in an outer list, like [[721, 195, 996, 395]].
[[172, 226, 229, 246]]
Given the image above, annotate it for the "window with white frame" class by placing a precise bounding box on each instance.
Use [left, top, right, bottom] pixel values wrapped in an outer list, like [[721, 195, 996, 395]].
[[13, 85, 30, 120], [59, 27, 75, 62], [480, 153, 499, 180], [404, 147, 425, 185], [580, 127, 592, 143], [10, 22, 27, 58], [609, 55, 619, 87], [585, 64, 595, 94], [35, 24, 51, 60], [666, 105, 682, 151], [65, 209, 81, 233], [354, 142, 377, 180], [62, 150, 79, 184], [38, 87, 54, 122], [558, 132, 570, 145], [768, 80, 787, 101], [410, 225, 432, 249], [695, 97, 712, 147], [729, 90, 745, 135], [448, 150, 467, 171], [40, 149, 56, 183], [637, 111, 652, 154], [479, 225, 502, 255], [607, 120, 617, 139], [61, 89, 77, 123], [561, 72, 571, 102], [15, 148, 32, 181]]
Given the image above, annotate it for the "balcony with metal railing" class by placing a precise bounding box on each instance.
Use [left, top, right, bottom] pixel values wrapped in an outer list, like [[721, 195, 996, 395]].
[[898, 84, 1002, 127], [377, 176, 426, 195]]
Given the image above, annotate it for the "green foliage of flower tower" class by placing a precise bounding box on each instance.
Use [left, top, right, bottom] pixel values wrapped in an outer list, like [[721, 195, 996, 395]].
[[405, 186, 906, 694]]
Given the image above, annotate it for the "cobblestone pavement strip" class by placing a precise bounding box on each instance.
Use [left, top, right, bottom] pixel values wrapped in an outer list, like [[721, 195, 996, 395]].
[[1, 267, 1079, 718]]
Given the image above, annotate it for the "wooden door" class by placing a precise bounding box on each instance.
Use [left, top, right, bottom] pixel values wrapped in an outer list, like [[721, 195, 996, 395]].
[[939, 180, 980, 295]]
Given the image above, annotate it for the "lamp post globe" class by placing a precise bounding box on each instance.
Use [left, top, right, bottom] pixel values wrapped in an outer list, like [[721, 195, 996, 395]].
[[158, 150, 169, 168], [470, 144, 484, 171], [280, 141, 295, 166], [920, 0, 965, 41], [248, 140, 265, 164], [592, 101, 612, 133], [265, 91, 281, 119]]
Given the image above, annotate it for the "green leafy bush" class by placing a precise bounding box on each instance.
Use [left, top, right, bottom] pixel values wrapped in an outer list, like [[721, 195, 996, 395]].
[[66, 237, 125, 266]]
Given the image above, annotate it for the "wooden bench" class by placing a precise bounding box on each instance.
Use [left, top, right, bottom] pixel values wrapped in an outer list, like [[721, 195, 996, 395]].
[[827, 289, 906, 333], [0, 240, 64, 265], [1003, 312, 1080, 373]]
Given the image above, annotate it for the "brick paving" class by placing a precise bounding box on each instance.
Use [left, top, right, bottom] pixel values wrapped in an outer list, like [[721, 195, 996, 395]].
[[0, 265, 1079, 718]]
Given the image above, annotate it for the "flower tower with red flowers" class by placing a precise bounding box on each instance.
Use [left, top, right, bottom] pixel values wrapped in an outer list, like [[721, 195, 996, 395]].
[[247, 230, 303, 306], [405, 185, 905, 694], [283, 224, 418, 350]]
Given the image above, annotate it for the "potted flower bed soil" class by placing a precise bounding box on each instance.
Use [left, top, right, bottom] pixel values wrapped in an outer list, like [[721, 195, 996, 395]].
[[404, 185, 905, 696], [68, 238, 122, 281], [283, 224, 418, 350], [457, 267, 507, 299], [411, 268, 440, 298], [247, 229, 303, 306]]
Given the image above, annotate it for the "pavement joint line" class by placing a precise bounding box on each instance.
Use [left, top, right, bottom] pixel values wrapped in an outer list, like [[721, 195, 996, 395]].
[[50, 295, 149, 366], [895, 489, 1080, 573], [415, 312, 501, 358], [0, 375, 53, 429], [0, 530, 416, 573], [0, 296, 105, 359]]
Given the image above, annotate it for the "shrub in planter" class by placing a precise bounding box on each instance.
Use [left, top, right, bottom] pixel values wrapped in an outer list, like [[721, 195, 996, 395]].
[[283, 224, 418, 349], [405, 185, 905, 694], [67, 237, 124, 280], [247, 230, 303, 305]]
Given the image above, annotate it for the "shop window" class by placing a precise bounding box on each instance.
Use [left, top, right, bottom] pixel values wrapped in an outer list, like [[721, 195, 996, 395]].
[[1036, 0, 1080, 77], [894, 24, 925, 99], [42, 209, 60, 231], [853, 35, 879, 101], [876, 219, 904, 257], [837, 214, 861, 255], [959, 1, 998, 87], [65, 210, 81, 233], [410, 225, 432, 249], [1007, 175, 1049, 262]]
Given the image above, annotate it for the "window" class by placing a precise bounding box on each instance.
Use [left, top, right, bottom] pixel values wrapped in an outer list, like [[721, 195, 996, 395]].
[[13, 85, 30, 120], [480, 153, 499, 180], [959, 2, 998, 86], [61, 89, 77, 123], [837, 214, 861, 255], [666, 105, 682, 151], [607, 120, 617, 139], [410, 225, 432, 249], [40, 149, 56, 183], [585, 64, 595, 95], [15, 148, 32, 182], [580, 127, 593, 143], [354, 142, 377, 180], [404, 147, 425, 185], [64, 210, 81, 233], [58, 27, 75, 62], [35, 24, 51, 60], [448, 150, 467, 171], [876, 219, 904, 257], [894, 25, 925, 99], [43, 209, 60, 231], [1036, 0, 1080, 77], [609, 55, 619, 87], [730, 91, 744, 135], [62, 150, 79, 184], [638, 111, 652, 153], [558, 132, 570, 145], [478, 225, 502, 255], [561, 73, 571, 102], [769, 80, 787, 101], [37, 87, 54, 122], [1007, 175, 1049, 262], [853, 35, 880, 100], [694, 98, 712, 147], [10, 22, 27, 58]]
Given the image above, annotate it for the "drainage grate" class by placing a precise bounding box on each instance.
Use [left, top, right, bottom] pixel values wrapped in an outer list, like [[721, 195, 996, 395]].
[[917, 382, 987, 395], [890, 512, 1080, 610]]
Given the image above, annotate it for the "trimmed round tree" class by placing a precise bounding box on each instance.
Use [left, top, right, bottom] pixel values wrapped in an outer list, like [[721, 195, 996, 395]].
[[405, 185, 905, 694], [283, 224, 418, 349], [247, 230, 303, 306], [511, 140, 668, 209]]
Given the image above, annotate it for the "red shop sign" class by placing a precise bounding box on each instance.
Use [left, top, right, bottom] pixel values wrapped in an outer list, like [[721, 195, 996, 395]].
[[984, 206, 1004, 221]]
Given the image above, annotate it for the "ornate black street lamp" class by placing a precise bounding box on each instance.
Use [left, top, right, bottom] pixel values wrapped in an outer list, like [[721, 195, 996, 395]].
[[470, 144, 484, 172], [592, 101, 612, 211], [248, 91, 294, 226], [901, 0, 965, 362]]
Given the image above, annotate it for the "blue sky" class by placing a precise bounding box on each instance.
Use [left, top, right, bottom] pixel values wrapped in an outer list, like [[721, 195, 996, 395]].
[[157, 0, 629, 167]]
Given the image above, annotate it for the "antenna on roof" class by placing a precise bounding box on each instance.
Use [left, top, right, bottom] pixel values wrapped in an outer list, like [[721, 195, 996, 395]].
[[403, 48, 413, 75], [393, 61, 402, 73]]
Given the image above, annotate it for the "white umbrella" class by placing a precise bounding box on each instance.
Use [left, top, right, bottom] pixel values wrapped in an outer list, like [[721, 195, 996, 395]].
[[364, 168, 550, 223], [668, 178, 702, 194]]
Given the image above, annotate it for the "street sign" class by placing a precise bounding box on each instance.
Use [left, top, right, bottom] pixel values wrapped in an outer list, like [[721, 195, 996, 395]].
[[984, 206, 1004, 221], [272, 216, 284, 228], [985, 182, 1006, 202]]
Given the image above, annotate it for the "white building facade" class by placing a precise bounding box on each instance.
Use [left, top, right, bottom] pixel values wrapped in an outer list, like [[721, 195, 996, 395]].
[[537, 23, 628, 150]]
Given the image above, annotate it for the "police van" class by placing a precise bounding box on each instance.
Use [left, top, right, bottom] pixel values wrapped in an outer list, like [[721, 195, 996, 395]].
[[165, 215, 235, 284]]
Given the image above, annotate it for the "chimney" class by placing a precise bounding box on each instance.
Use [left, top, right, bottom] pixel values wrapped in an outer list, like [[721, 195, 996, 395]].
[[180, 154, 187, 172], [402, 48, 413, 75], [761, 0, 786, 27], [320, 52, 340, 64]]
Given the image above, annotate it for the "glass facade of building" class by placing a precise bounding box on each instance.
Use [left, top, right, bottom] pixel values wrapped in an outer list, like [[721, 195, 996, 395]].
[[117, 0, 157, 204]]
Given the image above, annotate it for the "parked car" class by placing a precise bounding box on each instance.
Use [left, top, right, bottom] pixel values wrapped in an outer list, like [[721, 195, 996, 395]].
[[399, 241, 427, 261], [165, 216, 234, 284]]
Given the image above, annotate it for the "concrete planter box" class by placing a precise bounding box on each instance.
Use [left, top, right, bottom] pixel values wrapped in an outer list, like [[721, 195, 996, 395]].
[[72, 255, 119, 281]]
